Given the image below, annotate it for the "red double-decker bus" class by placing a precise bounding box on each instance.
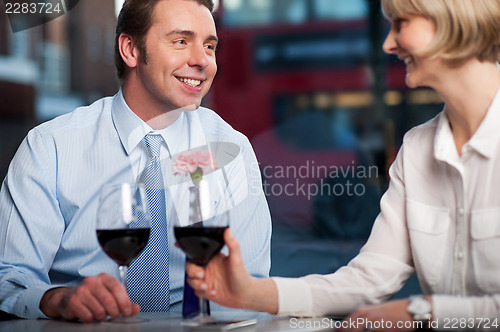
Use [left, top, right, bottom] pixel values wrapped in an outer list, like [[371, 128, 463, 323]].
[[212, 0, 376, 139]]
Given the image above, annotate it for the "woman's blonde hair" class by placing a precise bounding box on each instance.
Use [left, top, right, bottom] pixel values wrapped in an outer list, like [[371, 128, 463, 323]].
[[381, 0, 500, 66]]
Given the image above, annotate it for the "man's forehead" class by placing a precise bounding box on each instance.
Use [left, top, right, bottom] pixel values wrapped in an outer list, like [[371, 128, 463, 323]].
[[150, 0, 215, 31], [152, 0, 213, 17]]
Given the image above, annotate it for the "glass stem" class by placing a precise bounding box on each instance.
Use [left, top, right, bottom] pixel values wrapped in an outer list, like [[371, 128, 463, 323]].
[[200, 296, 209, 316], [118, 265, 128, 289]]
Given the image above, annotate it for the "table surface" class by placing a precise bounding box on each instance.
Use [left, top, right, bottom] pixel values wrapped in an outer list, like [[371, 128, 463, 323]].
[[0, 311, 337, 332]]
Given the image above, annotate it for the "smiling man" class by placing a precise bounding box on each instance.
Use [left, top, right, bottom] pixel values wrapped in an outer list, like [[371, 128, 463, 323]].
[[0, 0, 271, 322], [118, 0, 218, 126]]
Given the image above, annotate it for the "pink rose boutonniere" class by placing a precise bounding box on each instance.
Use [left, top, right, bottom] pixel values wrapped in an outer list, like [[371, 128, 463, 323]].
[[172, 150, 219, 186]]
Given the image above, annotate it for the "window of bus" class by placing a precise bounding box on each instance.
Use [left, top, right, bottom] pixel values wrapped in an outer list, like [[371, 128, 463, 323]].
[[221, 0, 367, 26]]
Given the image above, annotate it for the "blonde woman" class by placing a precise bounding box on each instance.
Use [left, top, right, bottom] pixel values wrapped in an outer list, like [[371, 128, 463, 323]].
[[187, 0, 500, 330]]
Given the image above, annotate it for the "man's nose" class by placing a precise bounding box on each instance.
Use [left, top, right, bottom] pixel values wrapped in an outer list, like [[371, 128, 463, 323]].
[[188, 45, 210, 68]]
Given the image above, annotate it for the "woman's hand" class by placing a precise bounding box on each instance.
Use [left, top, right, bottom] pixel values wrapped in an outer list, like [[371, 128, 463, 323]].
[[186, 228, 278, 313]]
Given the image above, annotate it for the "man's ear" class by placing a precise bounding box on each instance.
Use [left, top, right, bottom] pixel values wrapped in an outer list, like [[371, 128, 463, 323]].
[[118, 33, 139, 69]]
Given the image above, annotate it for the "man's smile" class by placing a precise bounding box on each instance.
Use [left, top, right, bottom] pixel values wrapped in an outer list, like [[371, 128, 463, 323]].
[[176, 76, 202, 87]]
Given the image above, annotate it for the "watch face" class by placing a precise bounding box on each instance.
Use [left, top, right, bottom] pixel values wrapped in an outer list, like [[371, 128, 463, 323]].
[[408, 296, 431, 315]]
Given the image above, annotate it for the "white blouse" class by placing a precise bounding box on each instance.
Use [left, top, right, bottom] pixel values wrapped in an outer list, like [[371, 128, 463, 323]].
[[273, 86, 500, 325]]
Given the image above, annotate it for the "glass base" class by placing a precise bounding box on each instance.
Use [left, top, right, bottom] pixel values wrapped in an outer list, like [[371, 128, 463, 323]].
[[103, 316, 149, 324], [181, 313, 217, 326]]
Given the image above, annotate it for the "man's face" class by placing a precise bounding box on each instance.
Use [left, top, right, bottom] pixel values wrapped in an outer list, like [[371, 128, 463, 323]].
[[135, 0, 218, 113]]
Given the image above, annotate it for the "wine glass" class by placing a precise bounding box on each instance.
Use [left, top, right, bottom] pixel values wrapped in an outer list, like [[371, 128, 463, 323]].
[[173, 179, 230, 326], [96, 183, 151, 322]]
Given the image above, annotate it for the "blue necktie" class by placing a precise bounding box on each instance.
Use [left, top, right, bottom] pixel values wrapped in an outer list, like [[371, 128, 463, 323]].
[[128, 134, 170, 312]]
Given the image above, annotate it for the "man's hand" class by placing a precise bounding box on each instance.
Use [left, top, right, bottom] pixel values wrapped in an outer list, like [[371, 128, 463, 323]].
[[40, 273, 140, 323]]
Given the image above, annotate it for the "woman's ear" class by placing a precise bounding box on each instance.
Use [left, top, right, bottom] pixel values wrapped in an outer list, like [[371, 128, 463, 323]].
[[118, 32, 139, 69]]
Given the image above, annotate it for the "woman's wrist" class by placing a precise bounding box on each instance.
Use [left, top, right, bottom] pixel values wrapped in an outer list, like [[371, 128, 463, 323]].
[[243, 277, 279, 314]]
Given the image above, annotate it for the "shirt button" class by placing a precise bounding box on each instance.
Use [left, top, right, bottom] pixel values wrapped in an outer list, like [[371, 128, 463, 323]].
[[458, 208, 464, 215], [457, 252, 464, 260]]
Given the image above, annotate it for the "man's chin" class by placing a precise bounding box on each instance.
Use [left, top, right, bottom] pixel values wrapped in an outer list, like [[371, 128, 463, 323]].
[[178, 104, 199, 112]]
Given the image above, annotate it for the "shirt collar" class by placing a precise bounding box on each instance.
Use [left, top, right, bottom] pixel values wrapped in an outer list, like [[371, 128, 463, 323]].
[[111, 89, 207, 156], [466, 86, 500, 158], [434, 85, 500, 162], [433, 110, 457, 163], [112, 89, 151, 155]]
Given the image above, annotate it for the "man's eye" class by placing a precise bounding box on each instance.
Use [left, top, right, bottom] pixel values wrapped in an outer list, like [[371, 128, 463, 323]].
[[205, 44, 217, 51]]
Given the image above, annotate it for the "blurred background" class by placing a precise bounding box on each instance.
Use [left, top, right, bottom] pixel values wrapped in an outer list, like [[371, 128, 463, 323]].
[[0, 0, 445, 297]]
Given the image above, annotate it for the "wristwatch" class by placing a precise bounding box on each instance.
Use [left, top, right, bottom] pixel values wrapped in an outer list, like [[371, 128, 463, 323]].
[[407, 295, 432, 328]]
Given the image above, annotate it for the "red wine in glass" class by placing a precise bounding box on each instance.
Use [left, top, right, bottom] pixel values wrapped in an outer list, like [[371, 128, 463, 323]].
[[97, 228, 150, 266], [174, 226, 227, 266]]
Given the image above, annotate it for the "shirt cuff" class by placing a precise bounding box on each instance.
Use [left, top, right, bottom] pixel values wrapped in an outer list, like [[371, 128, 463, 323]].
[[272, 277, 313, 317], [13, 285, 58, 319], [431, 295, 475, 328]]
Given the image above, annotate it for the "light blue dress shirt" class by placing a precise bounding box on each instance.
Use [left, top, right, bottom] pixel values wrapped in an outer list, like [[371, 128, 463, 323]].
[[0, 91, 272, 318]]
